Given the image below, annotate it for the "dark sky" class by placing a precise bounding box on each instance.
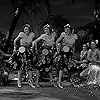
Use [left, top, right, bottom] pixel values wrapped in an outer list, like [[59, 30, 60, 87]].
[[0, 0, 95, 37]]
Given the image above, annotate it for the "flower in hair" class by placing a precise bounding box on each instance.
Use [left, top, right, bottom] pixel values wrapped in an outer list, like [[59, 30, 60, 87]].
[[64, 24, 71, 28], [43, 24, 50, 29], [95, 40, 98, 44], [87, 43, 89, 47]]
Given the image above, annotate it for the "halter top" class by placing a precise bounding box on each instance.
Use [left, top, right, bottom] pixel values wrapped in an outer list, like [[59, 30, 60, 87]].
[[61, 32, 78, 47], [17, 32, 35, 47], [40, 32, 56, 46]]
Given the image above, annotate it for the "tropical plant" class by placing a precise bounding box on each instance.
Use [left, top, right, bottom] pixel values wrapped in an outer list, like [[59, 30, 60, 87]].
[[40, 14, 69, 38], [0, 32, 6, 50]]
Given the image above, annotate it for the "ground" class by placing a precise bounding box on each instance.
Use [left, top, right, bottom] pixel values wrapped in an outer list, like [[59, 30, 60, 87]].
[[0, 80, 100, 100]]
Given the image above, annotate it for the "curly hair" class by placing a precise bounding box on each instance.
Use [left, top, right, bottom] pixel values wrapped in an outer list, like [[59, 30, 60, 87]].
[[22, 24, 32, 32]]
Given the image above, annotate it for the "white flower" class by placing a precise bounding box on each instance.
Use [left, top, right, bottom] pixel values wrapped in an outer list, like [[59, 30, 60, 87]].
[[95, 40, 98, 44]]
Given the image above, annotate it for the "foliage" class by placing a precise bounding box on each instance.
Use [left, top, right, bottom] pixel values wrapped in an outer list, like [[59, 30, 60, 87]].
[[40, 14, 69, 38], [11, 0, 51, 20], [0, 32, 6, 50], [0, 32, 13, 54]]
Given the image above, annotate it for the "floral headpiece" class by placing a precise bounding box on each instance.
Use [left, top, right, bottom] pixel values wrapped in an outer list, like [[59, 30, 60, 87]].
[[64, 24, 71, 28], [91, 40, 99, 45], [43, 24, 50, 29]]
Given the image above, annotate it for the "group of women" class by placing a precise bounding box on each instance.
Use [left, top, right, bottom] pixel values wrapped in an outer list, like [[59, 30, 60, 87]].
[[7, 23, 100, 88], [78, 40, 100, 86]]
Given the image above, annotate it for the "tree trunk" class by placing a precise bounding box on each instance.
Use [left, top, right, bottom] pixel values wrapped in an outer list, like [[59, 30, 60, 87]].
[[30, 4, 33, 31], [36, 15, 40, 36], [4, 1, 25, 53], [44, 0, 51, 17]]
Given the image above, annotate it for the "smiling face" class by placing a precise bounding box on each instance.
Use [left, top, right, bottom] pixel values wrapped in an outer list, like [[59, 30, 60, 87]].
[[24, 26, 30, 35], [43, 27, 50, 35], [90, 42, 96, 49], [64, 27, 71, 34], [83, 44, 88, 50]]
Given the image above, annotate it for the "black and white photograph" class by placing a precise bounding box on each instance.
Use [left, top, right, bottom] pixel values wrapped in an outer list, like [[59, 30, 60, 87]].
[[0, 0, 100, 100]]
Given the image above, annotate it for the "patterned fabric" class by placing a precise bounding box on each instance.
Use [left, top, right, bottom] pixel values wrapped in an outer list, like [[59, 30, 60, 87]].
[[79, 48, 100, 86], [53, 50, 73, 71], [9, 48, 34, 71], [12, 31, 35, 71], [80, 63, 100, 85], [35, 31, 56, 71], [36, 45, 54, 72]]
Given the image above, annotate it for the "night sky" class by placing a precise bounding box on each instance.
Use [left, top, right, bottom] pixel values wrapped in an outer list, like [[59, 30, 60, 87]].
[[0, 0, 95, 38]]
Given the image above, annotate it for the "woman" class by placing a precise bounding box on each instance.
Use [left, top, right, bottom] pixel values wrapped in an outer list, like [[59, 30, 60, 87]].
[[78, 43, 89, 68], [87, 40, 100, 85], [53, 43, 62, 82], [13, 24, 35, 88], [80, 40, 100, 86], [32, 24, 57, 87], [56, 24, 78, 88], [71, 43, 89, 87]]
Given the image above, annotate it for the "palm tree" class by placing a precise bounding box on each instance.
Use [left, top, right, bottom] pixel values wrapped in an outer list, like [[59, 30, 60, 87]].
[[44, 0, 51, 17], [4, 0, 51, 52], [26, 0, 51, 36], [4, 0, 26, 52], [40, 14, 69, 38]]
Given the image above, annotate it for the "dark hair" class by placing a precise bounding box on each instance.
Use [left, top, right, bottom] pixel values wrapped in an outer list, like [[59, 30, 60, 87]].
[[83, 43, 89, 47], [22, 24, 32, 32], [43, 24, 53, 33], [43, 24, 50, 29], [64, 24, 73, 32]]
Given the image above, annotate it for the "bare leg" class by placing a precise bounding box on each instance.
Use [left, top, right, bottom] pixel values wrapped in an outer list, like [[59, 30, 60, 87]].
[[17, 70, 22, 87], [28, 70, 35, 88], [36, 70, 40, 87], [54, 65, 59, 81], [49, 72, 57, 87], [58, 70, 63, 88], [49, 72, 54, 81]]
